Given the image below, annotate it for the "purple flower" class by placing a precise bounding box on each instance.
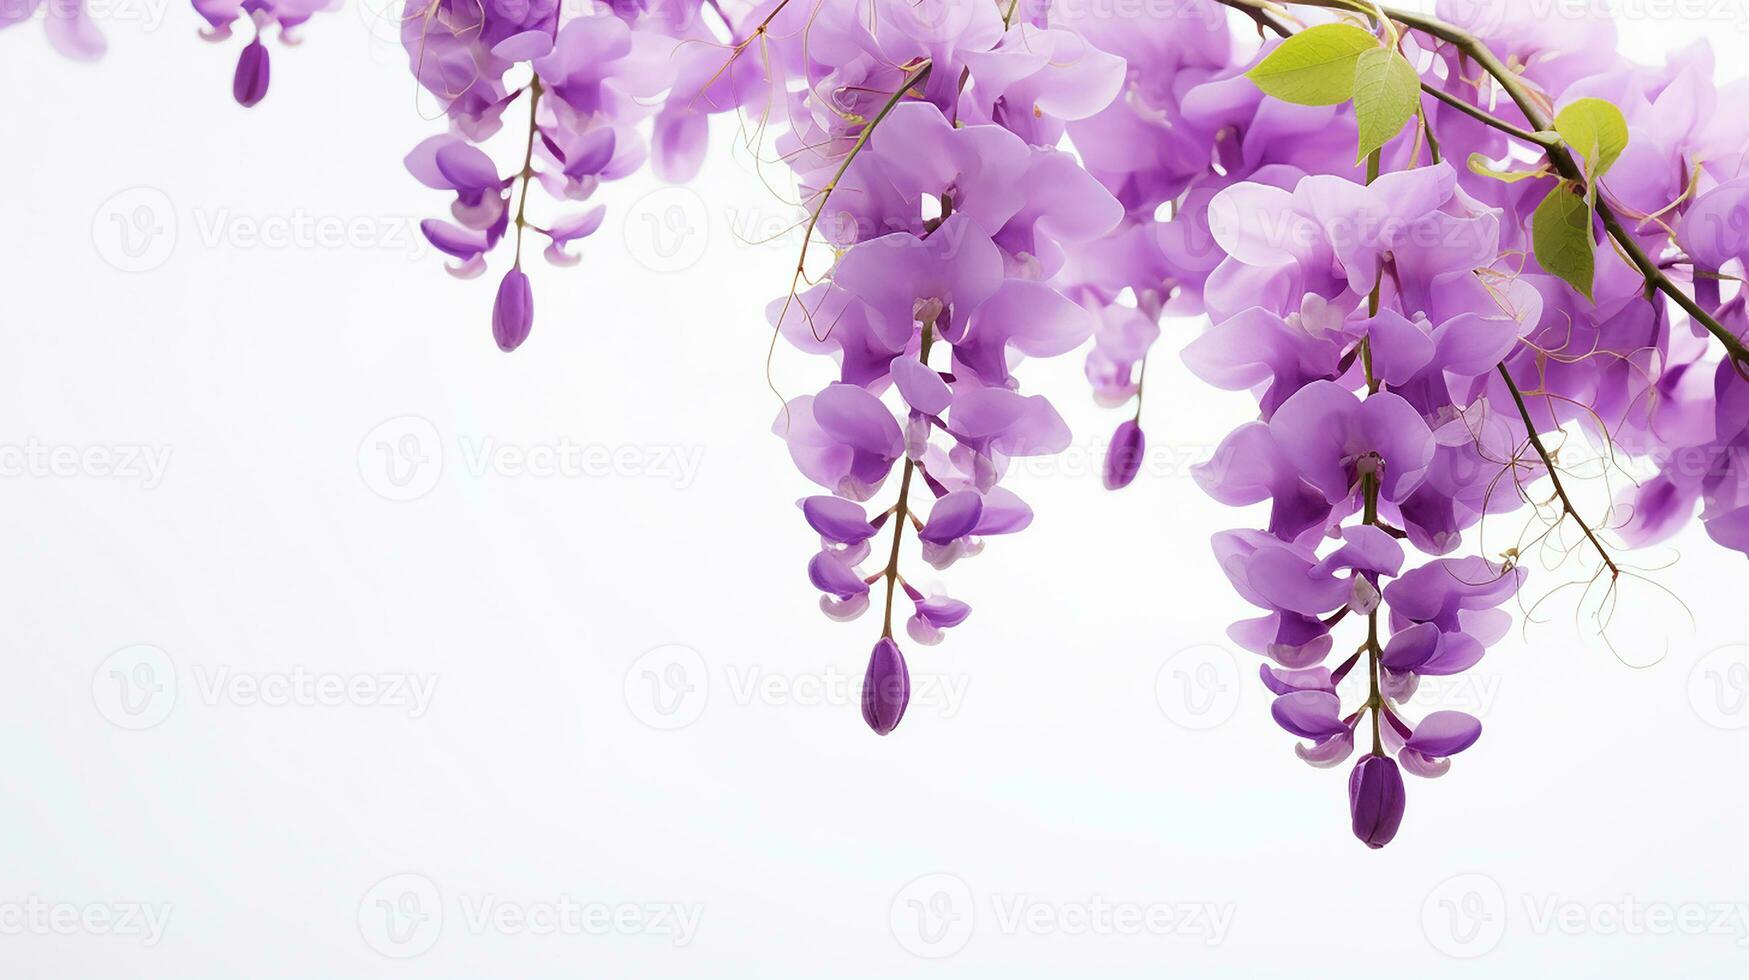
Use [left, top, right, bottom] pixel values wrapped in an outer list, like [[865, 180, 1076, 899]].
[[492, 268, 534, 352], [1349, 755, 1406, 849], [861, 637, 910, 736], [1213, 530, 1349, 618], [232, 38, 270, 107], [777, 385, 905, 502], [1196, 423, 1332, 541], [950, 280, 1099, 388], [1104, 421, 1145, 490], [398, 0, 720, 352], [1383, 558, 1524, 637], [800, 496, 879, 546], [944, 388, 1072, 483], [1230, 611, 1333, 669], [831, 214, 1004, 347], [907, 591, 972, 646], [542, 206, 607, 266], [919, 491, 983, 546], [1272, 690, 1350, 741], [1268, 382, 1436, 507], [808, 550, 870, 602], [1400, 711, 1483, 778]]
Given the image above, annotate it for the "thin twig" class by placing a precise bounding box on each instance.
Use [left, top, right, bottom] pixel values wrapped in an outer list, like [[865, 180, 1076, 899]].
[[1497, 362, 1622, 580], [775, 58, 932, 343]]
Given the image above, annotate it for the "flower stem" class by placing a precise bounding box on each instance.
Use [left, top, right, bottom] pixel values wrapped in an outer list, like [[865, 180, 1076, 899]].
[[879, 317, 938, 639], [1354, 151, 1387, 755], [1362, 470, 1384, 756], [511, 75, 543, 267]]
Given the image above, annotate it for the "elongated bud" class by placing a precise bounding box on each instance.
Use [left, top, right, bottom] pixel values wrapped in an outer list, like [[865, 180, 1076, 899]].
[[1347, 754, 1405, 849], [1104, 420, 1145, 490], [860, 637, 910, 735], [233, 39, 270, 108], [493, 267, 534, 352]]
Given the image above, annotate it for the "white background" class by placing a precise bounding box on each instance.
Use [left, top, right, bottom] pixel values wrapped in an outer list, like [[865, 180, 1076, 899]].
[[4, 1, 1749, 976]]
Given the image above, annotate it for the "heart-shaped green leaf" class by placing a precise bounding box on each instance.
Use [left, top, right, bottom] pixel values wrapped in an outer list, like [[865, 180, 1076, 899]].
[[1353, 48, 1422, 162], [1246, 23, 1380, 107], [1533, 182, 1597, 302], [1554, 98, 1630, 182]]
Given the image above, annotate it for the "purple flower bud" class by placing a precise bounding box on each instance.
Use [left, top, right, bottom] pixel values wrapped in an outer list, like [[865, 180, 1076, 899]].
[[1347, 754, 1405, 849], [233, 39, 270, 108], [918, 490, 983, 545], [1104, 420, 1145, 490], [860, 637, 910, 736], [493, 268, 534, 352]]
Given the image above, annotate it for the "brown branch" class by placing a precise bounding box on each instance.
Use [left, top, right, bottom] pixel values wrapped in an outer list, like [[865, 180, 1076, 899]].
[[1497, 362, 1622, 580]]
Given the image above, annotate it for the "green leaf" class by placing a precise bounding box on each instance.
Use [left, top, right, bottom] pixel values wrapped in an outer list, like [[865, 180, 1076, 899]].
[[1353, 48, 1421, 161], [1554, 98, 1629, 181], [1466, 153, 1544, 183], [1245, 23, 1380, 107], [1533, 182, 1596, 302]]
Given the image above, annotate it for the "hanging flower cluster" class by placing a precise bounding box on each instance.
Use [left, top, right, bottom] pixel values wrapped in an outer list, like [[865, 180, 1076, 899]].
[[715, 0, 1128, 734], [15, 0, 1749, 847], [402, 0, 731, 351], [1058, 0, 1749, 846]]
